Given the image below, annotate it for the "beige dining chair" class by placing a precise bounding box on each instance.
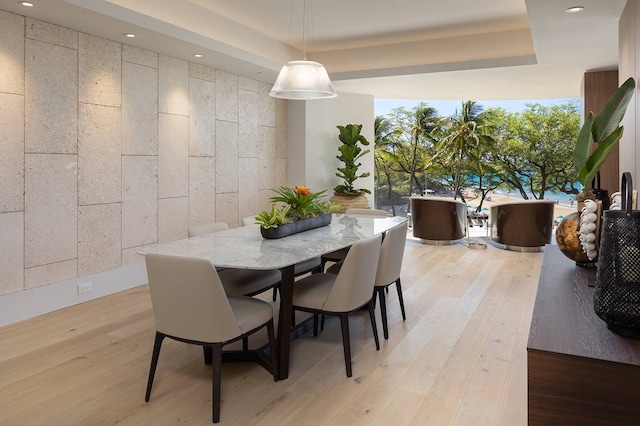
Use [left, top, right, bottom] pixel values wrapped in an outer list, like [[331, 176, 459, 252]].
[[242, 216, 256, 227], [345, 208, 389, 216], [326, 222, 408, 339], [189, 222, 229, 237], [144, 253, 277, 423], [372, 221, 408, 339], [321, 208, 388, 269], [292, 234, 382, 377], [189, 222, 281, 349], [189, 222, 282, 299]]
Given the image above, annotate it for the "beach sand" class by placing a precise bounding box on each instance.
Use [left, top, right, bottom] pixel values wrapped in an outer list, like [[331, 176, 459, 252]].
[[465, 193, 576, 219]]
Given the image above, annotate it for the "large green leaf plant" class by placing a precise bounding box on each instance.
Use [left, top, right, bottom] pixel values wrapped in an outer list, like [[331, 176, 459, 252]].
[[334, 124, 372, 195], [573, 77, 635, 192]]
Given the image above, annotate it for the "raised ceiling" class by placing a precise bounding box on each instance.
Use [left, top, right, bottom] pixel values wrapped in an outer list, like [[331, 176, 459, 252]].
[[0, 0, 628, 100]]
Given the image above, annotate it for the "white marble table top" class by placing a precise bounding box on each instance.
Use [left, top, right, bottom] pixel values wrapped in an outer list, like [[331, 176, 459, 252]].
[[139, 214, 407, 270]]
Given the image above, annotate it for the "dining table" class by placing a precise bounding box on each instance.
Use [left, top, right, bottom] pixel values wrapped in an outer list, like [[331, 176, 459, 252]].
[[139, 213, 407, 380]]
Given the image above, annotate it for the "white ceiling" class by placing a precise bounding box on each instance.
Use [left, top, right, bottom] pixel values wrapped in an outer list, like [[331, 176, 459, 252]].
[[0, 0, 628, 100]]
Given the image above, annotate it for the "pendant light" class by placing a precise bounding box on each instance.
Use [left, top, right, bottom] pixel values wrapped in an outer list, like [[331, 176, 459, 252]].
[[270, 0, 337, 100]]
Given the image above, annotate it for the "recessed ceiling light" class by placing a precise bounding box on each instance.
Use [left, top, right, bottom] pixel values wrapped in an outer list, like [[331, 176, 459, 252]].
[[124, 33, 136, 38], [193, 54, 203, 58], [19, 1, 34, 6], [566, 6, 584, 13]]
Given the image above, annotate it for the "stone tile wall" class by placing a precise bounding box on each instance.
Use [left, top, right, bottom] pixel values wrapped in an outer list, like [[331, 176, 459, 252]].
[[0, 9, 287, 296]]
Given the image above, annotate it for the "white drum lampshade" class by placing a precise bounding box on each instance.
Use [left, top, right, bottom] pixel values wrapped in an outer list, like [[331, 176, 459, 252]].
[[270, 60, 337, 100]]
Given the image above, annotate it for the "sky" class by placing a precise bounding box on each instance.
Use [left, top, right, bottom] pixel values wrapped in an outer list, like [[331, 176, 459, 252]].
[[374, 98, 579, 117]]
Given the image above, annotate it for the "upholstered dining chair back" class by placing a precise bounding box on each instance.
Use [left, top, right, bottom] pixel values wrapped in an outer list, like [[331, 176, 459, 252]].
[[345, 208, 388, 216], [189, 222, 229, 237], [145, 253, 241, 343], [375, 222, 408, 287], [242, 216, 257, 227], [321, 209, 386, 268], [324, 234, 382, 312]]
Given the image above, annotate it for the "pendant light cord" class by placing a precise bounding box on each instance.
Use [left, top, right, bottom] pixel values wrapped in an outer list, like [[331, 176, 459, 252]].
[[303, 0, 307, 60], [287, 0, 294, 49]]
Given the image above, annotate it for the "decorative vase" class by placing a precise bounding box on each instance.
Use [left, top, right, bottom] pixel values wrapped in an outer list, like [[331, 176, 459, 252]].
[[555, 211, 594, 266], [329, 192, 369, 213], [260, 213, 332, 239]]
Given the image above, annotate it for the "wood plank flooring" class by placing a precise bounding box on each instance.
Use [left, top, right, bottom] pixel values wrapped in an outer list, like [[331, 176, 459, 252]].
[[0, 234, 543, 425]]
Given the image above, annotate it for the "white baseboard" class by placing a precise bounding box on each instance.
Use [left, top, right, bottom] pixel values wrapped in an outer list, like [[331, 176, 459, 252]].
[[0, 264, 148, 328]]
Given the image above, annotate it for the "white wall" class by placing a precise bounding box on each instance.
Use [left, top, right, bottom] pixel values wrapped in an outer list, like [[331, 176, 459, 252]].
[[286, 92, 375, 203], [0, 9, 286, 326]]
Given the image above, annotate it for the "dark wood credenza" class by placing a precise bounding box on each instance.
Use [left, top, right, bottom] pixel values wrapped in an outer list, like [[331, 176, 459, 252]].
[[527, 245, 640, 425]]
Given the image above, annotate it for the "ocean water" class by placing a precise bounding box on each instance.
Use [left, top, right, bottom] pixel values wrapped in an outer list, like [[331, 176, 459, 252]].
[[466, 174, 578, 206], [493, 190, 575, 206]]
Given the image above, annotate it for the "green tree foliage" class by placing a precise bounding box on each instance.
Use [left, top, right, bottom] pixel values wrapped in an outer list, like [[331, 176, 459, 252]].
[[408, 106, 440, 197], [437, 101, 494, 202], [464, 108, 504, 211], [374, 104, 440, 204], [374, 99, 580, 213], [374, 116, 400, 210], [491, 102, 580, 199]]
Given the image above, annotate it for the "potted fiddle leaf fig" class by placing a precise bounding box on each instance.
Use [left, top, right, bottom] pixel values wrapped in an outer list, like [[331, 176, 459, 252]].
[[334, 124, 372, 195], [331, 124, 372, 212], [573, 77, 635, 206]]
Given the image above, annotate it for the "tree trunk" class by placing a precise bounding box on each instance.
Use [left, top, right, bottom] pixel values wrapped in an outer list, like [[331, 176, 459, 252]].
[[453, 150, 463, 200], [408, 135, 420, 199]]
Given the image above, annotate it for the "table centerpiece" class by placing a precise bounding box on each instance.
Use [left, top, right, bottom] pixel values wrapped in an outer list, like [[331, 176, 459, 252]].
[[255, 186, 340, 239]]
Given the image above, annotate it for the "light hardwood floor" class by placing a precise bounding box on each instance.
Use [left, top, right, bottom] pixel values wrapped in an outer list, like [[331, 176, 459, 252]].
[[0, 234, 543, 425]]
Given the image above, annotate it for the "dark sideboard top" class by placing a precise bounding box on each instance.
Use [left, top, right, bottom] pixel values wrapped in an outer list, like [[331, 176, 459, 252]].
[[527, 245, 640, 365]]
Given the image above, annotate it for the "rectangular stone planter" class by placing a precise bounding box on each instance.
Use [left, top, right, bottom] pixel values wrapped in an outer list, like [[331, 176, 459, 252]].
[[260, 214, 332, 239]]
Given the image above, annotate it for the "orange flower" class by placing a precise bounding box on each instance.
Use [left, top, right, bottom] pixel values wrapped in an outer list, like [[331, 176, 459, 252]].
[[294, 185, 311, 196]]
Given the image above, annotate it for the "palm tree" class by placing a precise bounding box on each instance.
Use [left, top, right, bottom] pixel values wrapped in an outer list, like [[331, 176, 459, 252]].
[[438, 101, 492, 202], [374, 116, 396, 206], [407, 105, 439, 198]]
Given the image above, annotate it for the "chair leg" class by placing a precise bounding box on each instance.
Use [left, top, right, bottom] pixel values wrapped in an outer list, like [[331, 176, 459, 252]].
[[266, 319, 278, 381], [145, 332, 166, 402], [313, 313, 319, 337], [211, 343, 223, 423], [272, 286, 278, 301], [203, 346, 212, 365], [396, 278, 406, 321], [320, 314, 325, 332], [377, 287, 389, 340], [242, 337, 249, 351], [367, 299, 381, 350], [339, 313, 352, 377]]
